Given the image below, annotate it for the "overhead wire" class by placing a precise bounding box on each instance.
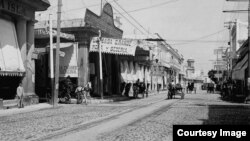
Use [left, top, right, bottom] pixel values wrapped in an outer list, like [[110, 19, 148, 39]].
[[103, 0, 146, 35], [170, 29, 227, 45], [113, 0, 179, 14], [113, 0, 151, 37], [61, 0, 115, 13]]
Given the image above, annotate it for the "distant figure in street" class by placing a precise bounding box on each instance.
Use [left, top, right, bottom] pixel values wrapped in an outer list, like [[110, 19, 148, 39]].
[[168, 80, 175, 99], [16, 82, 24, 108]]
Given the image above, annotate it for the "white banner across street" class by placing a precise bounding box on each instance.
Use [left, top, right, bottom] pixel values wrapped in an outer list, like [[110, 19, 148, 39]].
[[90, 37, 138, 56]]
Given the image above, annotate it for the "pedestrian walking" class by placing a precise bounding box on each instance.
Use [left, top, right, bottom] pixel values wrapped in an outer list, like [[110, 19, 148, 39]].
[[16, 82, 24, 108]]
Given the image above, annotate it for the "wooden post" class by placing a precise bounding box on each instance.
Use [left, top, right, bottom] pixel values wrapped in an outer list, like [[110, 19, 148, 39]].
[[49, 14, 54, 105], [53, 0, 62, 107], [98, 30, 103, 99]]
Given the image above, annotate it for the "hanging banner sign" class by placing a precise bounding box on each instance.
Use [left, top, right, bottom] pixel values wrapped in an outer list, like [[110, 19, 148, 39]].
[[90, 37, 137, 56]]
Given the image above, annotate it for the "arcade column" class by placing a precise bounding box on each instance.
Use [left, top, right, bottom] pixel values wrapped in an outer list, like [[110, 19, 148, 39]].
[[25, 21, 39, 105], [78, 41, 89, 87]]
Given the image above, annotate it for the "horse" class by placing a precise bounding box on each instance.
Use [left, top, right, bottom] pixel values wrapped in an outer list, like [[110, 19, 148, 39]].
[[133, 82, 147, 98], [75, 82, 92, 104]]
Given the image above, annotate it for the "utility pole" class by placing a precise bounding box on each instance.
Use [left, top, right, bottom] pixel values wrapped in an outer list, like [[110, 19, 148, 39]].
[[98, 30, 103, 99], [99, 0, 103, 99], [53, 0, 62, 107], [49, 14, 54, 104]]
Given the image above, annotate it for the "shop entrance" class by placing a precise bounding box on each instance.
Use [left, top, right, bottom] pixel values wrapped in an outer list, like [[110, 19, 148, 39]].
[[0, 76, 22, 100]]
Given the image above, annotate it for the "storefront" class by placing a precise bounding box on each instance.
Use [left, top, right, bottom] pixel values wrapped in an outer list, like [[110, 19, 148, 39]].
[[119, 41, 151, 96], [0, 0, 49, 102], [36, 3, 124, 97], [231, 44, 248, 97]]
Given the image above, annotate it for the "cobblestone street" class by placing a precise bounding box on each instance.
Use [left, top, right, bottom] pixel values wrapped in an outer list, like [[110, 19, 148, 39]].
[[0, 92, 168, 141], [97, 91, 250, 141], [1, 91, 250, 141]]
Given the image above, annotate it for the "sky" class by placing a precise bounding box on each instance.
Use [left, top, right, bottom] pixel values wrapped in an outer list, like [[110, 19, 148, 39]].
[[36, 0, 248, 75]]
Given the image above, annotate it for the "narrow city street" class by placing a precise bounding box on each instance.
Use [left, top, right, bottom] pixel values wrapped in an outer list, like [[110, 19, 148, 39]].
[[36, 90, 250, 141]]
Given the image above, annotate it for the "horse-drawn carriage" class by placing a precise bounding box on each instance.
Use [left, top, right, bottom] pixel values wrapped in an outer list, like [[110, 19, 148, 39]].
[[133, 81, 148, 98], [186, 82, 196, 94], [207, 83, 215, 93], [58, 77, 92, 104], [168, 83, 184, 99]]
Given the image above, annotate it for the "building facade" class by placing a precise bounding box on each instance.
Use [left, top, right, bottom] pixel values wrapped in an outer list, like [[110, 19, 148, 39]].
[[0, 0, 50, 104]]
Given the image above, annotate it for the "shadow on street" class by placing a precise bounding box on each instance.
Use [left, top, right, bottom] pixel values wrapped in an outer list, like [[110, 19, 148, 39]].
[[201, 104, 250, 125]]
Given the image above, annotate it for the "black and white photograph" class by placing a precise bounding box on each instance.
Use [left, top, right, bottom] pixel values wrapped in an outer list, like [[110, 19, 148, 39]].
[[0, 0, 250, 141]]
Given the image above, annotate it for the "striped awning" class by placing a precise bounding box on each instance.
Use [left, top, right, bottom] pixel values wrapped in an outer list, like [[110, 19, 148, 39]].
[[0, 18, 25, 77]]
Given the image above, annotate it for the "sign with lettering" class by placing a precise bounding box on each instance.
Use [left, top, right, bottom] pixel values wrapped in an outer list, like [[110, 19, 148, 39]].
[[84, 3, 123, 38], [35, 28, 75, 41], [48, 43, 78, 77], [90, 37, 137, 56], [0, 0, 26, 17], [59, 43, 78, 77]]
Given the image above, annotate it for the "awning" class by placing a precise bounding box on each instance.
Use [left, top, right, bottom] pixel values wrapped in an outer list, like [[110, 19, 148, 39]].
[[120, 61, 127, 83], [161, 62, 171, 68], [130, 61, 137, 83], [90, 37, 137, 56], [138, 65, 144, 82], [135, 63, 140, 82], [123, 60, 130, 83], [232, 53, 248, 80], [232, 60, 248, 80], [0, 18, 25, 76], [233, 54, 248, 71]]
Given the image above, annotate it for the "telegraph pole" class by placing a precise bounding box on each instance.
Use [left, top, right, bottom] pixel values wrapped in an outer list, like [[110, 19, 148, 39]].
[[98, 30, 103, 99], [99, 0, 103, 99], [49, 14, 54, 104], [53, 0, 62, 107]]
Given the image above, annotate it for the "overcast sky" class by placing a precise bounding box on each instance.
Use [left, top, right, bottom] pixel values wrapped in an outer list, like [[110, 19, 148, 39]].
[[37, 0, 248, 74]]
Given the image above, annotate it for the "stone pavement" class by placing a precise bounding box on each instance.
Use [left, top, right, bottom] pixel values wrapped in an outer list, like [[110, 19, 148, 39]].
[[0, 91, 169, 141], [0, 90, 165, 117]]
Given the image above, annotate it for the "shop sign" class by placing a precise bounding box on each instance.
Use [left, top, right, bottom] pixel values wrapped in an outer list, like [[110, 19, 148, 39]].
[[58, 43, 78, 77], [90, 37, 137, 56], [0, 0, 26, 17], [48, 43, 78, 77], [35, 28, 75, 41]]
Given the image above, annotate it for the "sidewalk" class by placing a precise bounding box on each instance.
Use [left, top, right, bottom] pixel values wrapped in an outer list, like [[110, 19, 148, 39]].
[[0, 103, 52, 117], [0, 90, 167, 117]]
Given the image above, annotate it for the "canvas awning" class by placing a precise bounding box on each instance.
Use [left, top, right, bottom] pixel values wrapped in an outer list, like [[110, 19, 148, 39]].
[[233, 54, 248, 71], [232, 53, 248, 80], [120, 61, 127, 83], [0, 18, 25, 76]]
